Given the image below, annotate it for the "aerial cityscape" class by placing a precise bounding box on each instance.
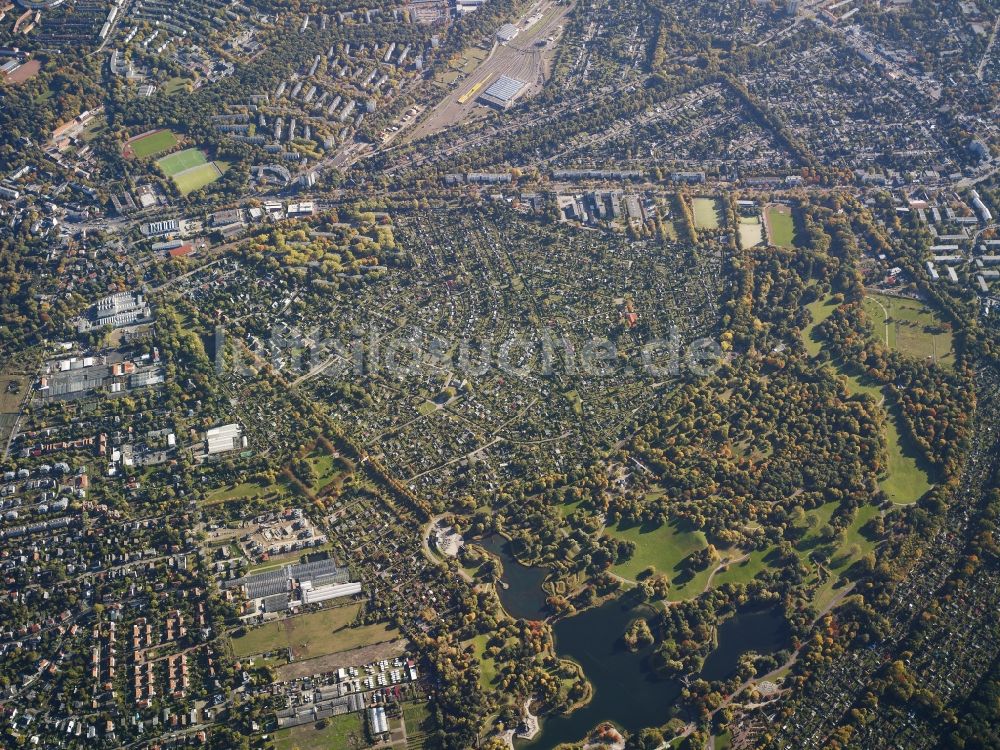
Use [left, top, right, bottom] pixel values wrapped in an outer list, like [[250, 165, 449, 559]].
[[0, 0, 999, 748]]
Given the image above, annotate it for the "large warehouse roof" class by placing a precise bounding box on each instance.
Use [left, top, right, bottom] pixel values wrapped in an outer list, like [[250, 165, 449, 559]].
[[497, 23, 519, 42], [484, 75, 525, 101], [480, 76, 527, 109]]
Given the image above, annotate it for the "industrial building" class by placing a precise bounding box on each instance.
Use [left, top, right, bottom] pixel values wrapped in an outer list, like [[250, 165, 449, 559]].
[[479, 75, 527, 110], [205, 423, 244, 455], [496, 23, 518, 43], [141, 218, 179, 237], [94, 292, 150, 329], [225, 557, 360, 612]]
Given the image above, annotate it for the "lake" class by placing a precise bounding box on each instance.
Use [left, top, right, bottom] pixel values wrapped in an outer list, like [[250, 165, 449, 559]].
[[518, 598, 683, 748], [480, 534, 789, 747], [700, 605, 790, 682], [477, 534, 550, 621]]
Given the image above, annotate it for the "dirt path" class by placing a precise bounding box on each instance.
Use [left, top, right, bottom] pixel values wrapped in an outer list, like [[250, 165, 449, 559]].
[[702, 553, 751, 593], [869, 295, 890, 348]]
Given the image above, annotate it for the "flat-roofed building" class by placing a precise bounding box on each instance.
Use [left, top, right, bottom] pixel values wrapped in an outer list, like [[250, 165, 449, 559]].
[[479, 75, 526, 109], [205, 423, 242, 455], [497, 23, 518, 43]]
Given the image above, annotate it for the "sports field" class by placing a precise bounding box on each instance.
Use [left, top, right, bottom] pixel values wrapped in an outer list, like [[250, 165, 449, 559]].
[[764, 204, 796, 247], [157, 147, 208, 175], [862, 292, 954, 368], [692, 197, 723, 230], [124, 129, 178, 159], [173, 162, 226, 195], [157, 148, 226, 195], [737, 214, 764, 248]]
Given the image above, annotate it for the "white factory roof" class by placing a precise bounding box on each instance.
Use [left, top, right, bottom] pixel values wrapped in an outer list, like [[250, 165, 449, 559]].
[[205, 423, 242, 455]]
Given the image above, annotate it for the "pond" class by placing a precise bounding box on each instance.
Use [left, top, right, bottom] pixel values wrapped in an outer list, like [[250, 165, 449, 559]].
[[477, 534, 550, 621], [700, 605, 790, 682]]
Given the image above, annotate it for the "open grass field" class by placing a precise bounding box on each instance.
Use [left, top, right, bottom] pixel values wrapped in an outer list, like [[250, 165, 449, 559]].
[[692, 197, 723, 230], [801, 295, 837, 356], [835, 364, 884, 401], [157, 146, 206, 175], [709, 549, 775, 588], [607, 518, 720, 599], [563, 389, 583, 416], [273, 712, 365, 750], [203, 475, 298, 506], [470, 633, 500, 690], [820, 345, 931, 504], [80, 116, 107, 143], [764, 204, 797, 247], [305, 445, 350, 489], [863, 292, 954, 368], [125, 129, 178, 159], [738, 215, 764, 249], [163, 77, 190, 95], [231, 603, 366, 659], [0, 373, 28, 451], [881, 406, 933, 504], [173, 161, 227, 195], [416, 400, 438, 416]]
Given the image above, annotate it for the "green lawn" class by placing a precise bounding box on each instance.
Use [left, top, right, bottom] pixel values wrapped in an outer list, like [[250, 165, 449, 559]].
[[834, 363, 884, 401], [470, 633, 500, 690], [231, 603, 384, 659], [172, 160, 227, 195], [204, 476, 298, 506], [607, 519, 716, 599], [712, 500, 883, 593], [799, 291, 937, 504], [128, 129, 178, 158], [272, 712, 365, 750], [563, 389, 583, 416], [305, 447, 349, 489], [80, 116, 107, 143], [163, 77, 190, 95], [204, 481, 267, 504], [692, 197, 723, 230], [862, 292, 954, 368], [801, 295, 838, 356], [710, 549, 776, 588], [157, 147, 208, 175], [765, 204, 796, 247], [825, 358, 930, 504], [881, 406, 932, 504]]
